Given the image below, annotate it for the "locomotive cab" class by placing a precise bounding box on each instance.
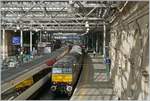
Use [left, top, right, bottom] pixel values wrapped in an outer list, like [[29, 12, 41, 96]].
[[51, 64, 73, 94], [50, 45, 83, 96]]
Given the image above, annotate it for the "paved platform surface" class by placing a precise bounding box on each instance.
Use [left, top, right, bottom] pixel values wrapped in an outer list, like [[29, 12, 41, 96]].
[[71, 53, 117, 100]]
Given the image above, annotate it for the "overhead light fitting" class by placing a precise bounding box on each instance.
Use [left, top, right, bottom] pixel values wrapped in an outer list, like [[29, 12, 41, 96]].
[[86, 29, 89, 33], [16, 25, 20, 30], [35, 29, 38, 32], [69, 0, 73, 4], [86, 28, 90, 33], [85, 21, 89, 28], [87, 28, 89, 31]]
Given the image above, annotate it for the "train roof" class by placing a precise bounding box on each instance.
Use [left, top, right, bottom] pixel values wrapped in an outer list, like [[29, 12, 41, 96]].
[[70, 45, 82, 55], [53, 54, 77, 67]]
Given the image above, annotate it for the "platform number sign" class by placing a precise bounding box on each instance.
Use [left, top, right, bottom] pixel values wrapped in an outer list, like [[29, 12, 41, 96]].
[[104, 58, 111, 64], [12, 36, 20, 45]]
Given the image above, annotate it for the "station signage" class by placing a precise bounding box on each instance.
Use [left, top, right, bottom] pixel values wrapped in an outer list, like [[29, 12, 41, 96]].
[[104, 58, 111, 64], [12, 36, 20, 45]]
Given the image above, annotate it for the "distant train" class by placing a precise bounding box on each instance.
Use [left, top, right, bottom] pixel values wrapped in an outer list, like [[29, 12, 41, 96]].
[[53, 39, 62, 50], [50, 45, 83, 96]]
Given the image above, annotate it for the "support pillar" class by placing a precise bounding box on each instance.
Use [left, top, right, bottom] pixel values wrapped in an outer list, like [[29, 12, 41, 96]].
[[48, 33, 50, 41], [30, 30, 32, 53], [40, 30, 42, 42], [92, 33, 94, 50], [103, 22, 106, 57], [2, 29, 5, 60], [91, 33, 93, 49], [84, 35, 86, 45], [87, 34, 89, 49], [96, 34, 98, 52], [86, 35, 88, 49], [20, 30, 23, 55], [0, 30, 1, 46], [97, 32, 100, 53]]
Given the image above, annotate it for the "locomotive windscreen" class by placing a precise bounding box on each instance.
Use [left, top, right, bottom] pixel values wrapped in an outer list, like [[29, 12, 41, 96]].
[[52, 67, 72, 74]]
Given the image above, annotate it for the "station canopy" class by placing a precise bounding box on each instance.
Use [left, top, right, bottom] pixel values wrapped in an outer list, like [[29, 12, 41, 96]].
[[1, 0, 124, 33]]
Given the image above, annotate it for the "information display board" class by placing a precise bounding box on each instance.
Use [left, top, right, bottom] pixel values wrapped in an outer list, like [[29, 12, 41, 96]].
[[12, 36, 20, 45]]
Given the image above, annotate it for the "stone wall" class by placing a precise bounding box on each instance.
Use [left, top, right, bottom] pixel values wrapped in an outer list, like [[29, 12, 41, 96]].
[[109, 2, 149, 100]]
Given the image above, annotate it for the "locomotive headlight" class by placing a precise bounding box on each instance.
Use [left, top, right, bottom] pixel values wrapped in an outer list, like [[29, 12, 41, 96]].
[[66, 86, 72, 92], [53, 82, 56, 84], [51, 85, 57, 91], [73, 64, 76, 67]]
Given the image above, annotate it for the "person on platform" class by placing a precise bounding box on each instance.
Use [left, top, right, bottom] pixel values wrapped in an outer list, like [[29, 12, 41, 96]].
[[93, 50, 96, 57]]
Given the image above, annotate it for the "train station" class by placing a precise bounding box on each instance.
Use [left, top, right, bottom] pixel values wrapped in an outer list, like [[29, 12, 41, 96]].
[[0, 0, 149, 100]]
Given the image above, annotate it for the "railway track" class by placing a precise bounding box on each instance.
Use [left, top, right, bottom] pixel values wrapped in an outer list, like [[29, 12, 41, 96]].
[[1, 47, 69, 100], [30, 81, 70, 100], [31, 55, 84, 100]]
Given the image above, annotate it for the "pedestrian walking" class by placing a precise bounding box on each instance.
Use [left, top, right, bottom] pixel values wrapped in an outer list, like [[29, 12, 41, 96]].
[[93, 50, 96, 57]]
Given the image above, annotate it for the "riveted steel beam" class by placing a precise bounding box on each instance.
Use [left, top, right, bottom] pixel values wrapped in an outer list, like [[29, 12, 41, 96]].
[[2, 17, 104, 21]]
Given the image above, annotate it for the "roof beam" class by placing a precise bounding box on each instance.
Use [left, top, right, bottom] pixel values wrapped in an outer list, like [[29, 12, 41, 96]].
[[2, 27, 103, 32], [52, 7, 67, 18], [2, 22, 107, 26], [1, 0, 118, 1], [2, 17, 104, 21], [84, 7, 97, 17]]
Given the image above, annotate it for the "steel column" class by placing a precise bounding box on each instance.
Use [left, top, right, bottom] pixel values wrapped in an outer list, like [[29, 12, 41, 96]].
[[2, 29, 5, 60], [30, 31, 32, 53], [20, 30, 23, 47], [20, 30, 23, 55], [0, 30, 1, 46], [103, 22, 106, 57], [40, 30, 42, 42], [96, 37, 98, 52]]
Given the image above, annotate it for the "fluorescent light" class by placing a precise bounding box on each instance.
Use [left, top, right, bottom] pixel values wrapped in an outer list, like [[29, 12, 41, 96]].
[[16, 25, 20, 30], [35, 29, 38, 32], [87, 28, 89, 31], [85, 21, 89, 28]]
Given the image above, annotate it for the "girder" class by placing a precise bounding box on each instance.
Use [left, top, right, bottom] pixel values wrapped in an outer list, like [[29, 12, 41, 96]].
[[1, 0, 119, 32], [2, 17, 104, 21], [2, 22, 107, 26]]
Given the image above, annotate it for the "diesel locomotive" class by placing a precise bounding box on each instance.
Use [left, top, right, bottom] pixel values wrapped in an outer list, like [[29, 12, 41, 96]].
[[50, 45, 83, 96]]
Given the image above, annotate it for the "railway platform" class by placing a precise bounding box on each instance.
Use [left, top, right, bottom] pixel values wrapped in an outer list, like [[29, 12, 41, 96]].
[[0, 1, 149, 100], [71, 53, 117, 100], [1, 47, 69, 100]]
